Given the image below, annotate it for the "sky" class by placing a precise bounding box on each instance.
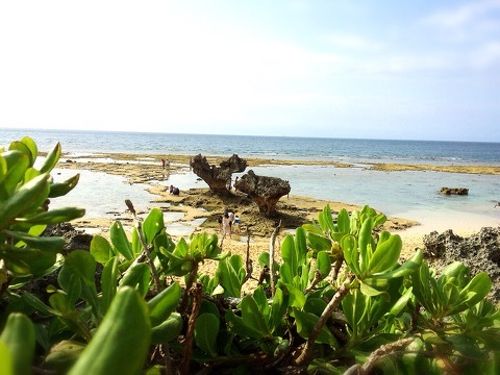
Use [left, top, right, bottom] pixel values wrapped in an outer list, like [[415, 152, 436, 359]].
[[0, 0, 499, 142]]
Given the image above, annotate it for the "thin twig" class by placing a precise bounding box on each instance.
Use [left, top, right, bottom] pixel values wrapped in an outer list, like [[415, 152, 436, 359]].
[[305, 270, 322, 294], [179, 283, 203, 375], [331, 254, 344, 281], [244, 227, 253, 282], [179, 263, 198, 314], [269, 220, 282, 297], [293, 275, 353, 366]]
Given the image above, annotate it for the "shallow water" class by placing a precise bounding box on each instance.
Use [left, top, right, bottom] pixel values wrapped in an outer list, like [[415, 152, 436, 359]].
[[50, 169, 153, 217]]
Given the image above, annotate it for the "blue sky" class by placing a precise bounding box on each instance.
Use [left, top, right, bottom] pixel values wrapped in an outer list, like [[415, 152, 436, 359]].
[[1, 0, 499, 141]]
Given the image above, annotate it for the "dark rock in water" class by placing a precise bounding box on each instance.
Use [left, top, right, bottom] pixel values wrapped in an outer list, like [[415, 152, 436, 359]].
[[423, 227, 500, 301], [190, 154, 247, 195], [440, 187, 469, 195], [43, 223, 93, 253], [235, 170, 291, 217]]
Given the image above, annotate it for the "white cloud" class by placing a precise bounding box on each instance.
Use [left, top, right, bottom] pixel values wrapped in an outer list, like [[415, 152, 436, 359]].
[[424, 0, 500, 29], [470, 41, 500, 67]]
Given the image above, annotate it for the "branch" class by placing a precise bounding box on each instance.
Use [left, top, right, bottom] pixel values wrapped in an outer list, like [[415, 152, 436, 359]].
[[331, 254, 344, 281], [305, 270, 322, 294], [269, 220, 282, 297], [293, 275, 353, 366], [344, 337, 414, 375], [179, 283, 203, 375]]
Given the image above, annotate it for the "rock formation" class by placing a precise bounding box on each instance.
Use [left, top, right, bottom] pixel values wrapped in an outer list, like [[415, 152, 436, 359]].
[[235, 170, 291, 217], [43, 223, 93, 253], [423, 227, 500, 301], [190, 154, 247, 195], [440, 187, 469, 195]]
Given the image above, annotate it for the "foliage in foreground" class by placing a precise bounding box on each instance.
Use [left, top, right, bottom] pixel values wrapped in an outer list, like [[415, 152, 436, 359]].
[[0, 137, 499, 374]]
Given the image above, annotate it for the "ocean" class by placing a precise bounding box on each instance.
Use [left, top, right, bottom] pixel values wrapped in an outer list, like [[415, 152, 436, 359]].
[[2, 128, 500, 231], [2, 128, 500, 165]]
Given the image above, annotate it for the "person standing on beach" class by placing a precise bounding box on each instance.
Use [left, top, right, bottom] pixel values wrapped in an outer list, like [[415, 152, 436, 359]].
[[222, 211, 231, 239]]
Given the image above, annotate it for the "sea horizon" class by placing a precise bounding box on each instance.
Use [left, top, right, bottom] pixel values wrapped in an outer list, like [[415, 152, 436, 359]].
[[3, 127, 500, 166]]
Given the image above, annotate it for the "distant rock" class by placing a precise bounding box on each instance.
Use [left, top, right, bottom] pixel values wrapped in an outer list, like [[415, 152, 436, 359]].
[[190, 154, 247, 195], [235, 170, 291, 217], [423, 227, 500, 301], [440, 187, 469, 195]]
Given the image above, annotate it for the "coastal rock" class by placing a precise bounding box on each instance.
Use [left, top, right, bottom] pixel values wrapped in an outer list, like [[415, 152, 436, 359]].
[[43, 223, 93, 253], [423, 227, 500, 301], [235, 170, 291, 217], [440, 187, 469, 195], [190, 154, 247, 195]]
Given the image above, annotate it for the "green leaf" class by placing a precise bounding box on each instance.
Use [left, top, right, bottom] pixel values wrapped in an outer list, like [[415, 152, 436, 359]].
[[307, 232, 331, 252], [49, 174, 80, 198], [120, 263, 151, 297], [143, 208, 164, 245], [5, 230, 64, 251], [21, 207, 85, 225], [281, 235, 297, 275], [194, 313, 220, 357], [337, 208, 350, 234], [100, 257, 120, 314], [19, 137, 38, 165], [9, 141, 34, 167], [151, 313, 183, 345], [389, 287, 413, 316], [225, 310, 266, 340], [360, 280, 385, 297], [0, 341, 13, 375], [294, 309, 337, 347], [378, 250, 423, 279], [90, 235, 114, 265], [0, 313, 35, 375], [110, 221, 133, 260], [358, 217, 373, 273], [1, 246, 57, 276], [317, 251, 331, 277], [40, 142, 61, 173], [456, 272, 492, 312], [1, 151, 29, 197], [0, 173, 50, 229], [217, 254, 245, 298], [148, 282, 181, 326], [68, 287, 151, 375], [369, 233, 402, 274], [240, 296, 270, 337], [62, 250, 96, 286]]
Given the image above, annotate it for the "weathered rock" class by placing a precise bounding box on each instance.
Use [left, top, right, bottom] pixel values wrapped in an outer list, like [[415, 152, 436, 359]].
[[440, 187, 469, 195], [423, 227, 500, 301], [190, 154, 247, 195], [43, 223, 93, 253], [235, 170, 291, 217]]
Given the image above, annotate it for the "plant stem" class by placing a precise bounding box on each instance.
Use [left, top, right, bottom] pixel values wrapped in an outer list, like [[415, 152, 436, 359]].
[[179, 283, 203, 375], [269, 220, 281, 297], [344, 337, 414, 374], [244, 227, 253, 282], [293, 276, 353, 366], [180, 262, 198, 313], [136, 221, 162, 293]]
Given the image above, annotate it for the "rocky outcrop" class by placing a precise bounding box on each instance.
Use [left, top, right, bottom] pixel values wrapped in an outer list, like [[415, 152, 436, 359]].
[[190, 154, 247, 195], [43, 223, 93, 253], [235, 170, 291, 217], [440, 187, 469, 195], [423, 227, 500, 301]]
